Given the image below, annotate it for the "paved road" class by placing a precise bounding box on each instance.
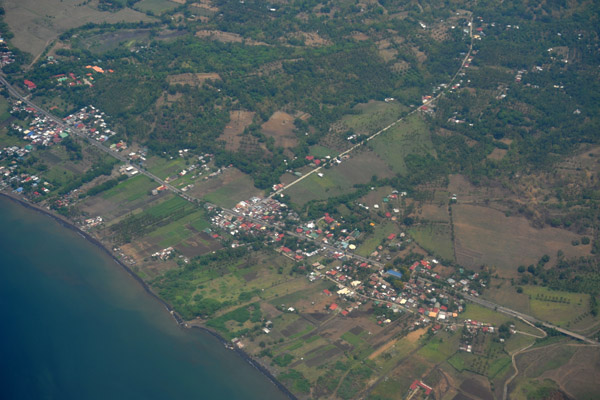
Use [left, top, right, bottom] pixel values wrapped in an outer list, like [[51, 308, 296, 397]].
[[270, 17, 474, 198], [3, 28, 597, 347], [464, 294, 599, 345]]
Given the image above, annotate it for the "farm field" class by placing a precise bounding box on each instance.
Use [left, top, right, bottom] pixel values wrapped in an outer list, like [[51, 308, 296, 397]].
[[367, 114, 434, 175], [356, 222, 396, 257], [3, 0, 153, 58], [286, 150, 394, 206], [510, 344, 600, 399], [522, 286, 590, 327], [134, 0, 178, 14], [409, 223, 455, 262], [201, 169, 260, 207], [452, 204, 590, 277], [339, 100, 407, 136]]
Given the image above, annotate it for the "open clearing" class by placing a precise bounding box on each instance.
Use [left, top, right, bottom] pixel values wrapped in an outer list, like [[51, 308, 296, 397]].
[[287, 149, 394, 206], [219, 110, 255, 152], [409, 223, 455, 262], [195, 30, 268, 45], [452, 204, 590, 276], [200, 169, 260, 207], [339, 100, 407, 136], [134, 0, 178, 14], [368, 114, 434, 175], [511, 344, 600, 400], [3, 0, 153, 58], [261, 111, 298, 149], [167, 73, 222, 86]]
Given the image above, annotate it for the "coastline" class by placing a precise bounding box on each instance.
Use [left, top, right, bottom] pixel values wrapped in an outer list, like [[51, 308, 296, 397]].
[[0, 191, 297, 400]]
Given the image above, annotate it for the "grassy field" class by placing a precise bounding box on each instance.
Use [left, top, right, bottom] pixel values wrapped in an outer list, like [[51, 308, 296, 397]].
[[202, 172, 260, 207], [417, 332, 459, 363], [287, 150, 394, 206], [523, 285, 589, 327], [3, 0, 153, 58], [452, 204, 590, 277], [340, 100, 407, 136], [146, 156, 188, 180], [309, 145, 336, 158], [368, 114, 434, 175], [134, 0, 178, 14], [356, 222, 396, 257], [0, 97, 11, 122], [409, 223, 455, 261], [102, 174, 156, 202]]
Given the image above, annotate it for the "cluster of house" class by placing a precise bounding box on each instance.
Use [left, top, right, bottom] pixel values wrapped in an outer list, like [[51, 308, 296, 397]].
[[459, 320, 496, 352], [208, 198, 285, 239], [83, 216, 103, 229], [0, 38, 14, 66], [0, 167, 52, 196], [312, 258, 466, 323], [446, 272, 482, 297], [10, 102, 69, 147], [152, 246, 175, 261], [64, 105, 117, 143]]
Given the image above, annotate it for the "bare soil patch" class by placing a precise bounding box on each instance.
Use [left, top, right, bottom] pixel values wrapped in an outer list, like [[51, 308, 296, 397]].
[[351, 32, 370, 41], [219, 110, 255, 152], [167, 73, 221, 87], [189, 0, 219, 12], [453, 204, 590, 276], [195, 30, 268, 45], [459, 378, 494, 400], [261, 111, 298, 149], [487, 148, 507, 160]]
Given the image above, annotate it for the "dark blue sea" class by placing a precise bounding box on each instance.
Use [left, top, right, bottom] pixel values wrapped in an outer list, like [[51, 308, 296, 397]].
[[0, 196, 288, 400]]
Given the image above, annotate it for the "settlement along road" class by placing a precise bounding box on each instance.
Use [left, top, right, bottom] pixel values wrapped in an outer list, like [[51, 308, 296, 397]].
[[2, 32, 597, 346]]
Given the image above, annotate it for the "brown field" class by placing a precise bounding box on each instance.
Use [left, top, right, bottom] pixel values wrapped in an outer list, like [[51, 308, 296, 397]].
[[453, 204, 590, 276], [167, 72, 221, 86], [376, 39, 398, 62], [3, 0, 153, 58], [219, 110, 255, 152], [487, 148, 507, 160], [189, 0, 219, 12], [195, 30, 268, 45], [261, 111, 298, 149], [288, 31, 331, 47], [510, 344, 600, 400], [421, 204, 450, 222]]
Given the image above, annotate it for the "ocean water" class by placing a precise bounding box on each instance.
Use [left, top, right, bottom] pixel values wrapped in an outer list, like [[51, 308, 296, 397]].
[[0, 197, 288, 400]]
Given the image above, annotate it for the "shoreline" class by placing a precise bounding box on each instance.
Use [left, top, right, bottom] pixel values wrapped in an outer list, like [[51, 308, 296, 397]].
[[0, 192, 297, 400]]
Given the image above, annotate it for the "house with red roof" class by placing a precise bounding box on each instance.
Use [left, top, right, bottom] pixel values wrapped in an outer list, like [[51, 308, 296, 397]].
[[24, 80, 36, 90]]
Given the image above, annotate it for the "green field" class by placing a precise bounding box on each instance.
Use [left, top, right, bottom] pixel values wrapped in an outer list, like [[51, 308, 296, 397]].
[[102, 174, 156, 202], [356, 222, 396, 257], [134, 0, 178, 14], [202, 173, 259, 207], [417, 332, 459, 363], [287, 150, 394, 206], [368, 114, 434, 175], [146, 156, 188, 180], [409, 223, 455, 262], [340, 100, 407, 135], [146, 209, 210, 247], [0, 96, 11, 122], [523, 286, 589, 327]]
